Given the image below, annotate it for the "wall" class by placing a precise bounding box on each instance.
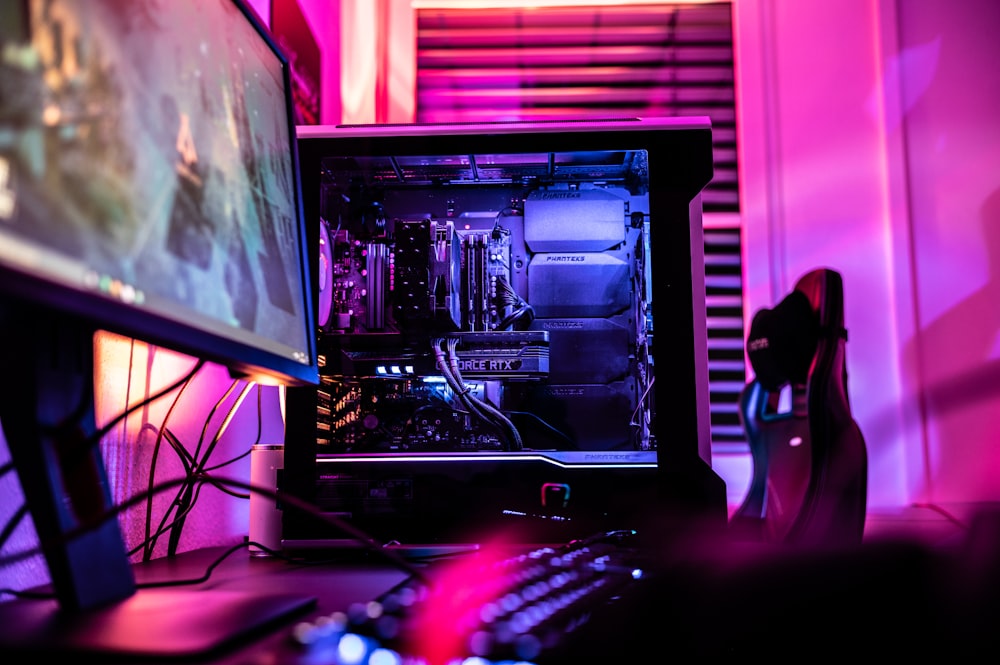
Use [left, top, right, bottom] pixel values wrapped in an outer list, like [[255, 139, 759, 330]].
[[293, 0, 345, 125], [733, 0, 1000, 510], [249, 0, 345, 124], [259, 0, 414, 125], [892, 0, 1000, 506]]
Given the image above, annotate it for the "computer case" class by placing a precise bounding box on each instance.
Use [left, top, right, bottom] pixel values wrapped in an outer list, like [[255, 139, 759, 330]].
[[282, 117, 727, 547]]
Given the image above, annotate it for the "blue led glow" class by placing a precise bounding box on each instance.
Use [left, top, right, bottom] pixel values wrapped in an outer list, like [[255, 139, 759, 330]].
[[367, 647, 402, 665], [337, 633, 368, 664]]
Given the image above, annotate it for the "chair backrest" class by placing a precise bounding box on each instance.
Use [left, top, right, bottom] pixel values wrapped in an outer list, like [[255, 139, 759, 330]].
[[730, 268, 868, 547]]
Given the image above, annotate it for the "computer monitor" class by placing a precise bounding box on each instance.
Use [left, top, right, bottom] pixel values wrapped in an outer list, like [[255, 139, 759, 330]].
[[0, 0, 318, 656], [283, 118, 727, 551]]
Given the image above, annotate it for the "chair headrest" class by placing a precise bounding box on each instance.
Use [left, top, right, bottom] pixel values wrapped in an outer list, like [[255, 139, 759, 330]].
[[746, 268, 850, 392], [746, 289, 818, 392]]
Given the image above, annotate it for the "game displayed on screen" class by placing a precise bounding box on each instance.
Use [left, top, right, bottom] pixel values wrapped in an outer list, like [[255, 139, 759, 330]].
[[0, 0, 310, 364]]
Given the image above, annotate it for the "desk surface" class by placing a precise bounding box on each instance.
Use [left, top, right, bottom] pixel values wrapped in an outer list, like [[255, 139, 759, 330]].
[[0, 545, 417, 664]]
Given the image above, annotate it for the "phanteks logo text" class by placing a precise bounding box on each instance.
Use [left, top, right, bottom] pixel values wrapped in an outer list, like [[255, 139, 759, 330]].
[[537, 192, 581, 199], [544, 255, 585, 262]]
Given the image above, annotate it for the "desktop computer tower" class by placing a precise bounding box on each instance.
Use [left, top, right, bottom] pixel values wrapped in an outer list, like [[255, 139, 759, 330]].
[[282, 118, 727, 548]]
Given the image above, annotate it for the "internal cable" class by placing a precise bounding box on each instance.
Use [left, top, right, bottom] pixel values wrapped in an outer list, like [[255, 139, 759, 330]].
[[430, 337, 511, 447], [444, 337, 523, 451], [494, 275, 534, 331], [430, 337, 489, 424]]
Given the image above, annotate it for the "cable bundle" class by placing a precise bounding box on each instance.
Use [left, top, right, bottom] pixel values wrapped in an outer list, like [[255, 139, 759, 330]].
[[430, 337, 523, 451]]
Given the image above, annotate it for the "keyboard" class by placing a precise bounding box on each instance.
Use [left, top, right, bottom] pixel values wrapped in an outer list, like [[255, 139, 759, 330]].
[[289, 531, 645, 664]]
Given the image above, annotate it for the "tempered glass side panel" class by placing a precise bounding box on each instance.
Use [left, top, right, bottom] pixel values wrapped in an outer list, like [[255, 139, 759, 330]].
[[312, 146, 652, 455]]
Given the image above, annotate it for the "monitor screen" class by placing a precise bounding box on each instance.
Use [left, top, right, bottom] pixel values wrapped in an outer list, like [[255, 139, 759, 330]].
[[284, 118, 723, 548], [0, 0, 317, 386], [0, 0, 319, 656]]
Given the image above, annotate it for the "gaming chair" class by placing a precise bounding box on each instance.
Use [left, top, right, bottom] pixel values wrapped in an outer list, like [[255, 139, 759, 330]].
[[730, 268, 868, 547]]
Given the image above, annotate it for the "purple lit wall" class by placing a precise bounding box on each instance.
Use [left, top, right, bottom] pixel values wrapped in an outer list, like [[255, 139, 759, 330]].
[[733, 0, 1000, 511], [892, 0, 1000, 506], [250, 0, 345, 124]]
